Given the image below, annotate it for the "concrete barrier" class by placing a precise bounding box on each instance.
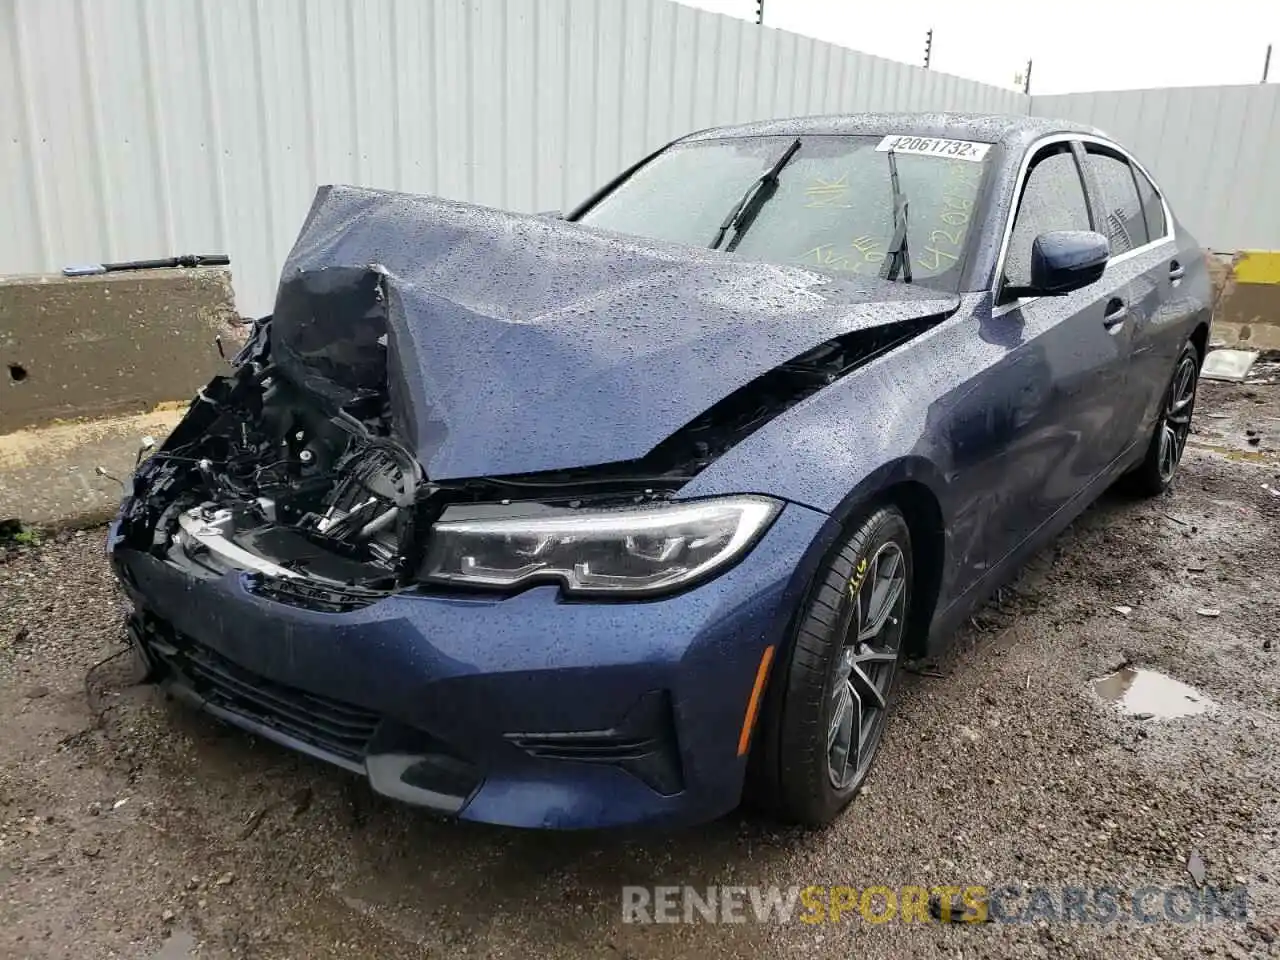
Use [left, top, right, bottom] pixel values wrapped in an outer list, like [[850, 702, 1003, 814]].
[[1, 268, 237, 433], [1209, 251, 1280, 352], [0, 267, 238, 527]]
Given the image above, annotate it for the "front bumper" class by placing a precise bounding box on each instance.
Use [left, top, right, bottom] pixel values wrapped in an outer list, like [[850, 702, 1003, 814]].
[[109, 501, 828, 829]]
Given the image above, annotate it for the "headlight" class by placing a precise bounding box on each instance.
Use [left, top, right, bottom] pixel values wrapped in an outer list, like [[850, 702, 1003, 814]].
[[419, 495, 781, 596]]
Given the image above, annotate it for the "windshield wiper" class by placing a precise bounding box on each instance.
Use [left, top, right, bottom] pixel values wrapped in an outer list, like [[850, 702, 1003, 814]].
[[709, 138, 802, 252], [879, 149, 913, 284]]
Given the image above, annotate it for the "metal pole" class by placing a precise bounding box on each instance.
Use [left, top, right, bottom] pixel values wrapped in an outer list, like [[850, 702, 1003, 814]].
[[1023, 59, 1033, 95], [1264, 44, 1272, 83], [924, 28, 933, 69], [755, 0, 763, 25]]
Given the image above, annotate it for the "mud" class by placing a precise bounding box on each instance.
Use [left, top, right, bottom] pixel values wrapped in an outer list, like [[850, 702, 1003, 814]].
[[1, 378, 1278, 960]]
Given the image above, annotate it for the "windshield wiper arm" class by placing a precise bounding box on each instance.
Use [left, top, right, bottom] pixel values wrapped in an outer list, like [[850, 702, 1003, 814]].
[[879, 149, 913, 284], [709, 138, 802, 252]]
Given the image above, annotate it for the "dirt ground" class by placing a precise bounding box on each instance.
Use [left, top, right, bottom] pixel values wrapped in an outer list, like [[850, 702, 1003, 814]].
[[2, 375, 1278, 960]]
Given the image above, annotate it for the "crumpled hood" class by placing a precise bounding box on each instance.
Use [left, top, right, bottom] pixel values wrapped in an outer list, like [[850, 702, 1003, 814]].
[[276, 185, 959, 480]]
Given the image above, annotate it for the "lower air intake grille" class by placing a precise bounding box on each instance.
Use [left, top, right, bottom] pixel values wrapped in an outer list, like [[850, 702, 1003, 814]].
[[504, 690, 684, 795], [141, 621, 379, 764]]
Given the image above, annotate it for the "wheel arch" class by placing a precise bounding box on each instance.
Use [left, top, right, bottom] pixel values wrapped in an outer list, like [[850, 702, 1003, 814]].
[[1189, 320, 1209, 366], [772, 458, 951, 676], [743, 466, 949, 817], [876, 480, 946, 658]]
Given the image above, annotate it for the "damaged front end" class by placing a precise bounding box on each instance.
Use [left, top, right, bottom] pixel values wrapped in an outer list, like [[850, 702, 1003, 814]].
[[106, 187, 959, 826], [114, 269, 428, 606], [114, 271, 946, 606], [114, 271, 784, 604]]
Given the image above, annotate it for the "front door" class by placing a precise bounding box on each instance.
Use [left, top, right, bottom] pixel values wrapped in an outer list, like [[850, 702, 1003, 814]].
[[976, 141, 1134, 570]]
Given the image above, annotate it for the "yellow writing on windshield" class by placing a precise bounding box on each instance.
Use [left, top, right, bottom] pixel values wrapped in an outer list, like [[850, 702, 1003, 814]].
[[804, 175, 852, 209], [799, 238, 886, 274]]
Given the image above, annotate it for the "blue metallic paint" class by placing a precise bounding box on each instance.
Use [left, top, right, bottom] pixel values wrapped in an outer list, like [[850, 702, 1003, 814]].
[[113, 113, 1211, 828], [283, 184, 957, 480], [111, 500, 827, 828]]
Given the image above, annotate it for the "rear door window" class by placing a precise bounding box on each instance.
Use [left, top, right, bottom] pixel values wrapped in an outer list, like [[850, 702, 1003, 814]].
[[1085, 149, 1149, 254]]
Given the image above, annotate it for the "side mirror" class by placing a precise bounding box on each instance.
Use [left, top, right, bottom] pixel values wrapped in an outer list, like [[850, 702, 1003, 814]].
[[1022, 230, 1110, 295]]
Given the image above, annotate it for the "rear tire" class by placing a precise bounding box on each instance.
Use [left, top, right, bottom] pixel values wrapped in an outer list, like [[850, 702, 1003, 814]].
[[1124, 340, 1200, 497], [748, 506, 912, 827]]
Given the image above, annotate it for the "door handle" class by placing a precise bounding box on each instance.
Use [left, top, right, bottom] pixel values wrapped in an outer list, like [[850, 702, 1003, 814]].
[[1103, 298, 1128, 330], [1169, 260, 1185, 283]]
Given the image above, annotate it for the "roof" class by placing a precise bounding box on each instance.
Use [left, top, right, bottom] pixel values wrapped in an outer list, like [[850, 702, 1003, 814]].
[[678, 112, 1106, 151]]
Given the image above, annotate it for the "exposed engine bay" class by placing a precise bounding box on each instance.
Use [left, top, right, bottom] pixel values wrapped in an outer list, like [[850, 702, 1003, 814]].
[[116, 336, 416, 590]]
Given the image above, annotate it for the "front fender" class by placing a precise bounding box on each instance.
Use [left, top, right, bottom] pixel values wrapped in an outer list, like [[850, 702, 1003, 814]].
[[678, 311, 984, 649], [678, 337, 959, 523]]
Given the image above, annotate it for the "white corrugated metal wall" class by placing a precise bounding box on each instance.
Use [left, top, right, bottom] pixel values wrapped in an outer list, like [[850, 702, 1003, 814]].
[[1030, 84, 1280, 254], [1, 0, 1026, 315]]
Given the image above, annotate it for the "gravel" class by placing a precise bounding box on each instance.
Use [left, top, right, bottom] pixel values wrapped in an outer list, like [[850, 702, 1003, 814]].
[[1, 380, 1278, 959]]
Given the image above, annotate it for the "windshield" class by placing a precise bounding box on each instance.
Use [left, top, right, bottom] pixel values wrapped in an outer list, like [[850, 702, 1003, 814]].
[[575, 134, 989, 291]]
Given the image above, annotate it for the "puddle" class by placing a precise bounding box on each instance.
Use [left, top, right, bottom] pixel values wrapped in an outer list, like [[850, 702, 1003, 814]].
[[1091, 667, 1217, 720], [1186, 440, 1274, 464]]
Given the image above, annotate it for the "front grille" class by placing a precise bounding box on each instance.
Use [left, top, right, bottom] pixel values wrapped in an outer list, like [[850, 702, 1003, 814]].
[[248, 575, 390, 613], [141, 622, 380, 764]]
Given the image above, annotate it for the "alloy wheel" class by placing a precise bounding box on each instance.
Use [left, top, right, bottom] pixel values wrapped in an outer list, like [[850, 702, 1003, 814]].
[[826, 540, 908, 789], [1158, 353, 1198, 483]]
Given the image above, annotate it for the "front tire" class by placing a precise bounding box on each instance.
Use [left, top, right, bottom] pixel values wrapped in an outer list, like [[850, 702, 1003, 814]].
[[1125, 340, 1200, 497], [751, 506, 912, 826]]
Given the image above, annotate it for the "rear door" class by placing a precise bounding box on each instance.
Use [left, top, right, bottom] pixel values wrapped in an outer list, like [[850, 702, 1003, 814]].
[[973, 139, 1135, 570], [1079, 143, 1184, 439]]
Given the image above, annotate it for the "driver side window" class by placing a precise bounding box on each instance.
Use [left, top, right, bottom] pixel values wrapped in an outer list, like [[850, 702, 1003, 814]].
[[1004, 145, 1092, 290]]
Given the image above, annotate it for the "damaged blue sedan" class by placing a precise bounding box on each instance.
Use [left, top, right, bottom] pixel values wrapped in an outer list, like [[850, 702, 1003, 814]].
[[109, 114, 1209, 829]]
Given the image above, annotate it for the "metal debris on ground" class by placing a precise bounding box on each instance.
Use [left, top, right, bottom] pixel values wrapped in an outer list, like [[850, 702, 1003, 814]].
[[927, 891, 989, 923], [151, 929, 196, 960], [1196, 608, 1222, 618], [1200, 349, 1259, 383], [289, 785, 313, 818], [1187, 850, 1208, 887], [237, 808, 268, 840]]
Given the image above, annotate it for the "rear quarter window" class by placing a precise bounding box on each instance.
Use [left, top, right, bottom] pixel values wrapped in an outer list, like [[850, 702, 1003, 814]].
[[1085, 149, 1149, 253], [1132, 165, 1168, 240]]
